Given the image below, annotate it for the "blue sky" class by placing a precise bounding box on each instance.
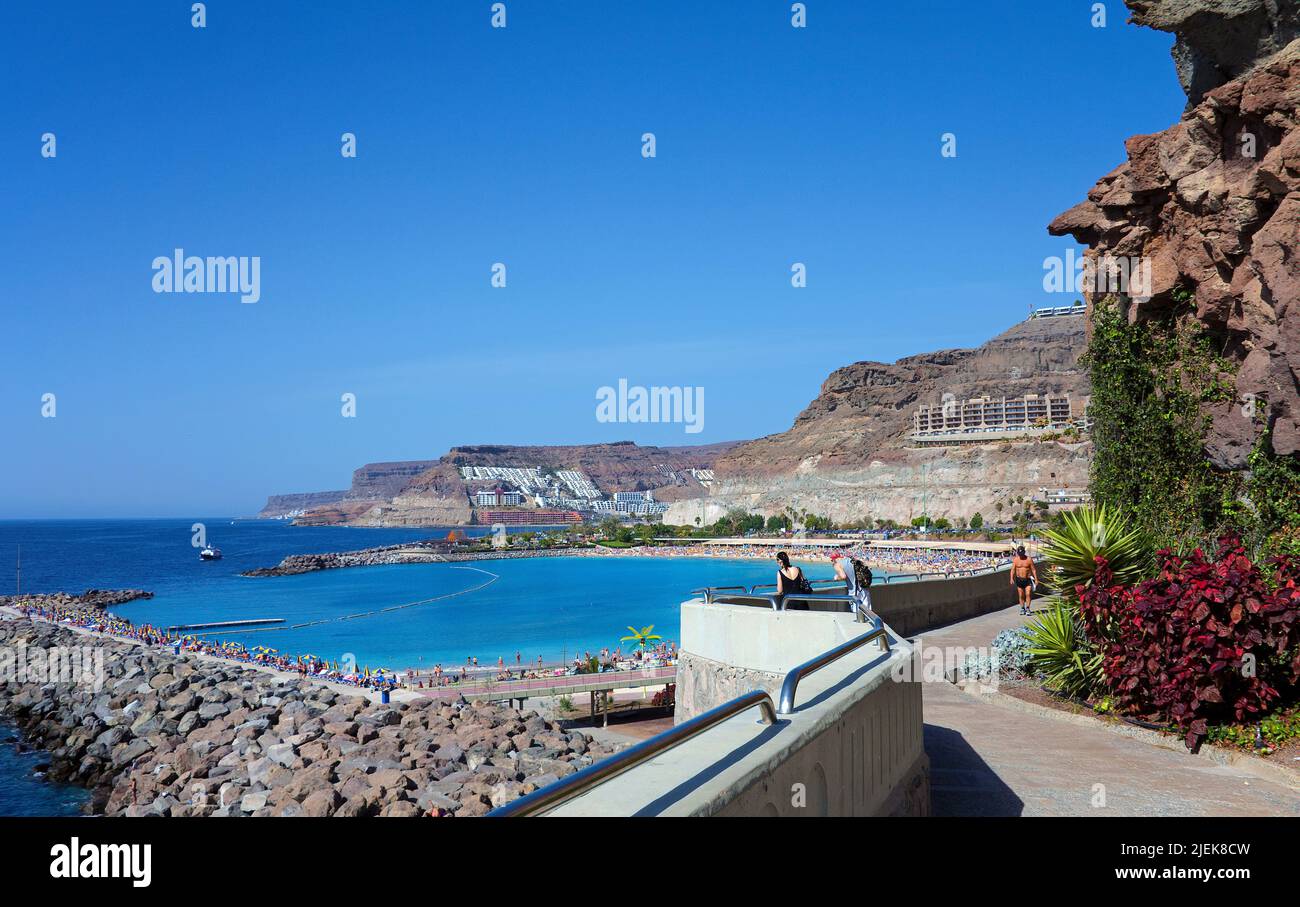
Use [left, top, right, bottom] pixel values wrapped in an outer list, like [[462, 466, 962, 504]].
[[0, 1, 1183, 518]]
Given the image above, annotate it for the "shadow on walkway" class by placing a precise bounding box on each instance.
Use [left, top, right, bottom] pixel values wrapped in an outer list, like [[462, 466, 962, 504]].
[[925, 723, 1024, 816]]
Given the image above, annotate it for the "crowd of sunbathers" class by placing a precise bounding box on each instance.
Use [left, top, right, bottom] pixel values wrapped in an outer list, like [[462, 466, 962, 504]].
[[407, 642, 678, 689], [11, 599, 404, 693], [590, 543, 1009, 575]]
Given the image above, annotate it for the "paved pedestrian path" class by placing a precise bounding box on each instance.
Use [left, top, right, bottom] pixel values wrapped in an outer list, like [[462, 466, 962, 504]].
[[920, 602, 1300, 816]]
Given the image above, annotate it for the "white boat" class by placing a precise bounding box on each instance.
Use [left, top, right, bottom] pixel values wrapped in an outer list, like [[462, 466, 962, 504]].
[[199, 546, 222, 561]]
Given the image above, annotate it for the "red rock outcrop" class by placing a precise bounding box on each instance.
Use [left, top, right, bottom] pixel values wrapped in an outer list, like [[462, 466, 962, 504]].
[[1128, 0, 1300, 105], [1049, 1, 1300, 467]]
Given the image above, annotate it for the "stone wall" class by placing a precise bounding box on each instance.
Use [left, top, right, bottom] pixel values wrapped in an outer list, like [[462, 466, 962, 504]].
[[675, 651, 782, 724]]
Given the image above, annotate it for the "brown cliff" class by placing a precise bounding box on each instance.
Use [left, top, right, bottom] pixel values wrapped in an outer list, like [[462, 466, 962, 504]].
[[444, 441, 737, 502], [1050, 0, 1300, 467], [665, 317, 1093, 525], [256, 491, 350, 519], [262, 442, 738, 527]]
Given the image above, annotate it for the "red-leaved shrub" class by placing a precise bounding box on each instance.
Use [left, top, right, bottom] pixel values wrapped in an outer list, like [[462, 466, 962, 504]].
[[1078, 536, 1300, 748]]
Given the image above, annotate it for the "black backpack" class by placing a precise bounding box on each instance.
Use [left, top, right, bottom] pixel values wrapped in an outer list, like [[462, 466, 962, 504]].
[[850, 558, 873, 589]]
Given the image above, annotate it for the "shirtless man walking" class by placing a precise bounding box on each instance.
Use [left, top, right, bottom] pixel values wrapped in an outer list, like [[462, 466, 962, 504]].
[[1010, 545, 1038, 615]]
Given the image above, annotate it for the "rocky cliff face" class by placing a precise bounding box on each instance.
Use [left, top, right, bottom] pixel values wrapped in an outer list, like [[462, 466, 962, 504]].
[[1128, 0, 1300, 105], [444, 441, 737, 502], [261, 442, 738, 527], [270, 460, 451, 526], [340, 463, 474, 528], [341, 461, 441, 502], [664, 317, 1093, 525], [1049, 0, 1300, 466], [256, 491, 350, 519]]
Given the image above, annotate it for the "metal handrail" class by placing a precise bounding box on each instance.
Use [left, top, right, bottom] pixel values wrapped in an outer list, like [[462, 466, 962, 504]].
[[692, 585, 859, 615], [488, 689, 780, 817], [779, 593, 863, 619], [749, 580, 846, 593], [777, 628, 891, 715], [689, 585, 748, 604], [706, 592, 781, 611]]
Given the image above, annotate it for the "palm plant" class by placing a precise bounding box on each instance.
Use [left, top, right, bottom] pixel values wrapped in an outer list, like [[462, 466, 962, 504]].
[[620, 624, 662, 651], [1023, 599, 1104, 699], [1041, 503, 1151, 593]]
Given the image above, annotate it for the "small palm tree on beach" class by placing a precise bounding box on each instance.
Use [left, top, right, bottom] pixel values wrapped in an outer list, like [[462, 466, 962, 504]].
[[621, 625, 662, 651]]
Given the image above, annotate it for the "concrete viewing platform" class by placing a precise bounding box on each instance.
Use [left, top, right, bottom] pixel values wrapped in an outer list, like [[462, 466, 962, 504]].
[[518, 571, 1300, 817], [548, 606, 924, 816]]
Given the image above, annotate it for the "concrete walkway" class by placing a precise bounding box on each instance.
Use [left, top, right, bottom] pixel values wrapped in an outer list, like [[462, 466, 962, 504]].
[[921, 602, 1300, 817]]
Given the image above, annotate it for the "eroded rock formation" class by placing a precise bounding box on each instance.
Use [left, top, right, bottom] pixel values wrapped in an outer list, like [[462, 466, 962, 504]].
[[1050, 0, 1300, 467], [1128, 0, 1300, 105]]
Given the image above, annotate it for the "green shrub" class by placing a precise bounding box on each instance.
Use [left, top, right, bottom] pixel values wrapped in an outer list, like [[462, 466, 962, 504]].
[[1023, 600, 1104, 699], [1041, 503, 1152, 594], [1084, 295, 1240, 549]]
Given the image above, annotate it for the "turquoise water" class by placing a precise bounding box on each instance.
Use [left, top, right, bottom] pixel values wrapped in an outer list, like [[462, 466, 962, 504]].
[[0, 519, 840, 670], [0, 519, 851, 814], [121, 555, 840, 670]]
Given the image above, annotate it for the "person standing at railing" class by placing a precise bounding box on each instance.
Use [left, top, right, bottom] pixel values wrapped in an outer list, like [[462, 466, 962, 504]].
[[775, 551, 812, 609], [831, 552, 881, 629]]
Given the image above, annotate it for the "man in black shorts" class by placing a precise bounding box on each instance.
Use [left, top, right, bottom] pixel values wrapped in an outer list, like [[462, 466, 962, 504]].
[[1010, 545, 1038, 615]]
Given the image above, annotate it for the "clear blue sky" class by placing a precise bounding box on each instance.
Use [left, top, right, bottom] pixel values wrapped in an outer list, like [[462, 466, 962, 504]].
[[0, 1, 1182, 518]]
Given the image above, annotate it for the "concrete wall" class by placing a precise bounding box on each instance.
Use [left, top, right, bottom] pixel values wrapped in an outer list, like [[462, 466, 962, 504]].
[[711, 672, 929, 818], [676, 604, 866, 721], [869, 566, 1030, 637], [546, 569, 1038, 816]]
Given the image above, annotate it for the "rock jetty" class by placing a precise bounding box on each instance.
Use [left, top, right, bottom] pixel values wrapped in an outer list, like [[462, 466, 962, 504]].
[[241, 543, 447, 576], [0, 619, 616, 816], [0, 589, 153, 610], [242, 544, 587, 576]]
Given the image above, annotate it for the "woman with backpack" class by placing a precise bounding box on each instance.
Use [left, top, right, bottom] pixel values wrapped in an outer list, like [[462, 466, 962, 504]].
[[775, 551, 813, 609]]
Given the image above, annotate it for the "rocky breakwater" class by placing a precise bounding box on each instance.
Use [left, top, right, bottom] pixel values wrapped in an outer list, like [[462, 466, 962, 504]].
[[241, 543, 447, 576], [0, 619, 616, 816], [0, 589, 153, 610]]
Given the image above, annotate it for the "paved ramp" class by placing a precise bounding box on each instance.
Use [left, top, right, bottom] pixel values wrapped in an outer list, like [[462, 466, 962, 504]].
[[922, 603, 1300, 817]]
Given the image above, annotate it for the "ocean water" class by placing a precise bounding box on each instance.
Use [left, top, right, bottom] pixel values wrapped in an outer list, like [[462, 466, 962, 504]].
[[0, 723, 91, 816], [0, 519, 840, 670], [0, 518, 846, 814]]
